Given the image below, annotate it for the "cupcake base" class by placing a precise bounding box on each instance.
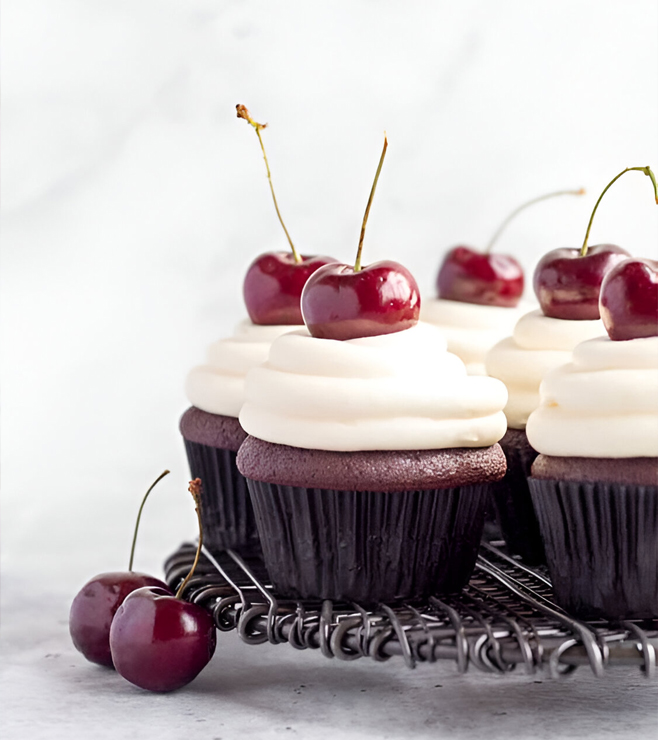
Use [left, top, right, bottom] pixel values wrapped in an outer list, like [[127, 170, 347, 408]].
[[180, 407, 259, 556], [246, 479, 490, 603], [491, 428, 544, 564], [529, 473, 658, 620], [238, 437, 505, 603]]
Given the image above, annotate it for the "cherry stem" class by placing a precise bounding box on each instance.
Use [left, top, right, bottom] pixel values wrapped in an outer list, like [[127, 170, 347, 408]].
[[175, 479, 204, 600], [236, 104, 301, 264], [580, 166, 658, 257], [354, 134, 388, 273], [485, 188, 585, 254], [128, 470, 170, 572]]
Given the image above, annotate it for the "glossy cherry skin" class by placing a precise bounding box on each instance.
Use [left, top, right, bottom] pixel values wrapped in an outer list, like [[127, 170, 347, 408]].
[[436, 245, 524, 308], [109, 586, 216, 692], [600, 258, 658, 340], [533, 244, 630, 320], [69, 572, 170, 668], [301, 260, 420, 340], [243, 252, 337, 325]]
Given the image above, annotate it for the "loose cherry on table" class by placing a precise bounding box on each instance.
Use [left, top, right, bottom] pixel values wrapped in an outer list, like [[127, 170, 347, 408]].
[[533, 167, 658, 320], [69, 471, 172, 668], [109, 479, 216, 692], [436, 189, 585, 308], [600, 257, 658, 341], [237, 104, 336, 325], [302, 135, 421, 341]]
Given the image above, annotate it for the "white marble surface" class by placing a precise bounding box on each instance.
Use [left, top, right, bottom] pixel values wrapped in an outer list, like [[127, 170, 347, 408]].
[[2, 1, 658, 737]]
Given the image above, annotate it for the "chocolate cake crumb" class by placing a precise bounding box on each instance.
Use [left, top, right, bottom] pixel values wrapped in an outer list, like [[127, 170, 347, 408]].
[[237, 436, 506, 492], [531, 454, 658, 487], [179, 407, 247, 451]]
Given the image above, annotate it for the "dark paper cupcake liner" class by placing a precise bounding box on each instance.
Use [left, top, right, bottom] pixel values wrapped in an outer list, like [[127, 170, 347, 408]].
[[184, 440, 261, 556], [529, 477, 658, 620], [246, 480, 489, 603], [491, 433, 544, 564]]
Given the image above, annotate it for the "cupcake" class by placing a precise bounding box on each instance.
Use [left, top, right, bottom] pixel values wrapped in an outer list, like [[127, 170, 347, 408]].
[[527, 255, 658, 620], [181, 252, 336, 556], [181, 318, 304, 554]]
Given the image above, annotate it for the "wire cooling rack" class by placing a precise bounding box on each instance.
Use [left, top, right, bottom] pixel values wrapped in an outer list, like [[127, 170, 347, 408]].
[[164, 539, 657, 679]]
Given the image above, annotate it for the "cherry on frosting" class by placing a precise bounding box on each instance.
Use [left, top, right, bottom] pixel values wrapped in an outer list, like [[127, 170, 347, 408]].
[[301, 135, 421, 341], [600, 257, 658, 340], [237, 104, 337, 325], [533, 167, 658, 320], [436, 189, 585, 308]]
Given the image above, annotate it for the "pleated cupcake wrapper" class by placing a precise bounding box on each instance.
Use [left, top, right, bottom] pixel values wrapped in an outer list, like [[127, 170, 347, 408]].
[[529, 477, 658, 620], [183, 439, 261, 556], [246, 480, 489, 604], [491, 439, 545, 565]]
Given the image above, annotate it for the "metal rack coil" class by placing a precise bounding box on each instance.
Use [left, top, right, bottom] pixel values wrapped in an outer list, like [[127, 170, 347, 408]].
[[165, 539, 657, 678]]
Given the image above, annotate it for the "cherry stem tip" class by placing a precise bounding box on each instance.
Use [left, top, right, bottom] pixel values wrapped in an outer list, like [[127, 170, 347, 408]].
[[236, 103, 300, 263], [175, 479, 204, 600]]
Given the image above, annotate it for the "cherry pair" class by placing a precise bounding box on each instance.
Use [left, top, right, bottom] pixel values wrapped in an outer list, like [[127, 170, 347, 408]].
[[69, 474, 216, 692]]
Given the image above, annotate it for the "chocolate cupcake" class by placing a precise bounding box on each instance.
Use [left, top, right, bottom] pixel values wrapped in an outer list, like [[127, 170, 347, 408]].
[[527, 329, 658, 620], [237, 321, 509, 603], [181, 320, 302, 554], [486, 308, 607, 563]]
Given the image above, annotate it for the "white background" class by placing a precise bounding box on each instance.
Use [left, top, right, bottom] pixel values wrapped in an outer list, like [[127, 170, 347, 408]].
[[2, 1, 658, 738]]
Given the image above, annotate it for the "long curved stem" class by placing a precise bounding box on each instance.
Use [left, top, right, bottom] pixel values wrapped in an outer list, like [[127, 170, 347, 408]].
[[128, 470, 170, 572], [355, 135, 388, 272], [485, 189, 585, 253], [236, 104, 301, 263], [580, 166, 658, 256], [175, 479, 204, 600]]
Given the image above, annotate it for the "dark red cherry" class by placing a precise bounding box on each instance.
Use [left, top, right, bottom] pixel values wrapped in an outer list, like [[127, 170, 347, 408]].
[[69, 572, 170, 668], [437, 246, 524, 307], [600, 258, 658, 340], [243, 252, 337, 324], [301, 260, 420, 340], [109, 586, 216, 692], [533, 244, 630, 320]]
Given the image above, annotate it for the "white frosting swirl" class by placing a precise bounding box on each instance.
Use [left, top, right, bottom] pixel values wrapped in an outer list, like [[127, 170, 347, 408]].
[[185, 320, 302, 417], [421, 298, 532, 375], [239, 322, 508, 451], [485, 310, 606, 429], [526, 336, 658, 458]]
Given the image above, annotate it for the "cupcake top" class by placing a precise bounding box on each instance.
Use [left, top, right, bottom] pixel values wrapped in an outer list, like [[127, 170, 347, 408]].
[[185, 319, 301, 417], [420, 298, 531, 375], [485, 309, 606, 430], [239, 322, 508, 451], [526, 334, 658, 458]]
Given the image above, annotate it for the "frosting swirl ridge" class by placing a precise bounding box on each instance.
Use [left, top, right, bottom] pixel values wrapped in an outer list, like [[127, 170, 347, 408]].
[[185, 320, 301, 417], [485, 309, 605, 429], [526, 336, 658, 458], [239, 322, 508, 451]]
